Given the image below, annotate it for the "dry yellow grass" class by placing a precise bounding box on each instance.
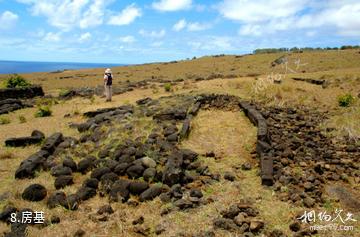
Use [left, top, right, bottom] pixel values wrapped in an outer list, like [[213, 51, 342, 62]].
[[0, 50, 359, 236], [179, 110, 302, 236], [1, 49, 359, 94]]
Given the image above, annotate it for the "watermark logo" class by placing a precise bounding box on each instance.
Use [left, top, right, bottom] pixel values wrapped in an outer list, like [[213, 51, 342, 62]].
[[10, 211, 45, 224], [252, 56, 307, 96], [298, 209, 357, 232]]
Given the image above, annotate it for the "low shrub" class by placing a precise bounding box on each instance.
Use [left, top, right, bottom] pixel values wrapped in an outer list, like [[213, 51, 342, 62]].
[[338, 94, 355, 107], [0, 116, 11, 125], [35, 106, 52, 117], [18, 115, 27, 123], [59, 89, 71, 97], [164, 83, 172, 92], [4, 74, 31, 88]]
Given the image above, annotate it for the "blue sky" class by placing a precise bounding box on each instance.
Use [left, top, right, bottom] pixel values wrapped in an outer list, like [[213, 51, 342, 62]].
[[0, 0, 359, 64]]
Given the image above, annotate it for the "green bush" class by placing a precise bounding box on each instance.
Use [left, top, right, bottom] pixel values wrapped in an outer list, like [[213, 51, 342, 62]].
[[338, 94, 355, 107], [164, 83, 172, 92], [35, 106, 52, 117], [0, 116, 11, 125], [4, 74, 31, 88], [18, 115, 27, 123], [59, 89, 71, 97]]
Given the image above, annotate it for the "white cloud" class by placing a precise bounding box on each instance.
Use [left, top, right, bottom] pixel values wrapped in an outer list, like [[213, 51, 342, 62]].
[[173, 19, 187, 31], [22, 0, 89, 30], [139, 29, 166, 38], [153, 0, 192, 11], [79, 32, 91, 42], [188, 36, 233, 51], [187, 22, 211, 31], [108, 4, 142, 26], [151, 41, 164, 47], [17, 0, 112, 30], [173, 19, 211, 32], [239, 24, 262, 36], [80, 0, 107, 29], [218, 0, 308, 23], [297, 3, 360, 36], [219, 0, 360, 37], [119, 35, 136, 43], [0, 11, 19, 29], [43, 32, 61, 42], [306, 31, 316, 37]]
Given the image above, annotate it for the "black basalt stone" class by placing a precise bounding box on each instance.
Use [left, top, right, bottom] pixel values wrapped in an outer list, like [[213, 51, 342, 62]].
[[22, 184, 47, 202], [91, 167, 111, 180], [54, 175, 74, 189]]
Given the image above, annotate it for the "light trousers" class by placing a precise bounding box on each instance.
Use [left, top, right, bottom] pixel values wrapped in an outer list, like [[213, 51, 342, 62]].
[[104, 85, 112, 101]]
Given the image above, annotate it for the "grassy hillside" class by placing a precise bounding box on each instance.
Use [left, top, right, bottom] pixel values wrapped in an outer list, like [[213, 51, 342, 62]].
[[1, 49, 360, 94]]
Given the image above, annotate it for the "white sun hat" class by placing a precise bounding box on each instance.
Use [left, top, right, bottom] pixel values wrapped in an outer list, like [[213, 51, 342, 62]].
[[105, 68, 112, 74]]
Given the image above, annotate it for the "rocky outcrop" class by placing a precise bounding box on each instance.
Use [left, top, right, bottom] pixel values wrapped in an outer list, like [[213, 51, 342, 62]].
[[292, 77, 326, 85], [83, 105, 133, 118], [162, 151, 184, 186], [41, 133, 64, 154], [238, 101, 273, 186], [213, 201, 265, 235], [15, 133, 65, 179], [153, 108, 187, 121], [0, 86, 44, 100], [15, 150, 50, 179], [5, 130, 45, 147], [22, 184, 47, 201], [179, 119, 191, 140], [0, 98, 30, 115]]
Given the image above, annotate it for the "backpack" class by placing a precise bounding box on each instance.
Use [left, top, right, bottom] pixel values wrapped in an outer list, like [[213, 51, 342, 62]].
[[106, 74, 112, 86]]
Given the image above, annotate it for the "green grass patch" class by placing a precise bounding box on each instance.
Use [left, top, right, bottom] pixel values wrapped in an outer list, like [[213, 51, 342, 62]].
[[164, 83, 172, 92], [338, 93, 355, 107], [58, 89, 71, 97], [0, 116, 11, 125], [35, 106, 52, 118]]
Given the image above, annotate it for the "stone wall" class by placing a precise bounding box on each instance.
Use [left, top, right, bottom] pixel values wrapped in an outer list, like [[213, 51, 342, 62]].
[[0, 86, 44, 100]]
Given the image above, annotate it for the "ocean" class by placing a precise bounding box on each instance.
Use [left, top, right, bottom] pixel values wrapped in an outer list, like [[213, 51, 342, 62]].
[[0, 60, 124, 74]]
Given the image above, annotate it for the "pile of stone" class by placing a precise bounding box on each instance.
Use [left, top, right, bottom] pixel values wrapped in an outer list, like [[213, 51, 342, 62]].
[[292, 77, 326, 86], [14, 133, 78, 179], [44, 97, 222, 212], [0, 86, 44, 114], [213, 201, 265, 235], [0, 86, 44, 100], [0, 98, 30, 115], [212, 201, 317, 237], [5, 93, 358, 236], [5, 130, 45, 147], [72, 105, 134, 143], [258, 106, 360, 207]]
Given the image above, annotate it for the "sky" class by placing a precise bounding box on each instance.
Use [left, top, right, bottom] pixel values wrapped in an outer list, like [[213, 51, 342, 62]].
[[0, 0, 359, 64]]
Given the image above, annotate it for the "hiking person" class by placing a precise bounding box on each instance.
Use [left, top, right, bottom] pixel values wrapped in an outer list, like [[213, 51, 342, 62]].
[[104, 68, 113, 102]]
